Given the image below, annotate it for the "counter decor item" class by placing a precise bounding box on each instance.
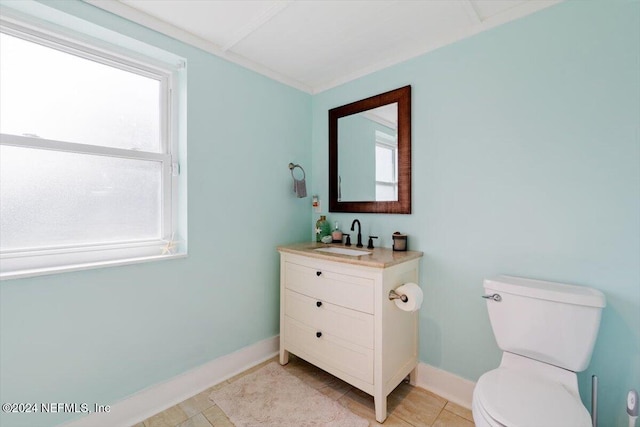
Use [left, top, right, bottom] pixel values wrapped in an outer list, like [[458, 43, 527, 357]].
[[331, 222, 343, 243], [315, 215, 331, 242], [392, 232, 407, 251]]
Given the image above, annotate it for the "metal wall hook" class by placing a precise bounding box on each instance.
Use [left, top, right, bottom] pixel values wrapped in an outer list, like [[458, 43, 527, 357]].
[[288, 162, 305, 179]]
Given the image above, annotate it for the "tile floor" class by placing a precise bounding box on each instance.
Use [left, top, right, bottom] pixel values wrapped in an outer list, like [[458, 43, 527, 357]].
[[134, 355, 475, 427]]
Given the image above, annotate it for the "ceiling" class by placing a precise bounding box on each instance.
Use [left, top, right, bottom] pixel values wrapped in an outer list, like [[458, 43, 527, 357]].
[[87, 0, 560, 94]]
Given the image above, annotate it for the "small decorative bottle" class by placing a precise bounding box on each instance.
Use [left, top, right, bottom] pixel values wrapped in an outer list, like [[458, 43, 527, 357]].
[[332, 221, 343, 243], [316, 216, 330, 242]]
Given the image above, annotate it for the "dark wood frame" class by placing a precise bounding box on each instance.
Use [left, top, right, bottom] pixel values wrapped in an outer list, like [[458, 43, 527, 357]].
[[329, 85, 411, 214]]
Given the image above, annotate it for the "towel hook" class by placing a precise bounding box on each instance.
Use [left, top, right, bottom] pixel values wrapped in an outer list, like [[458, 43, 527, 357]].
[[289, 162, 305, 180]]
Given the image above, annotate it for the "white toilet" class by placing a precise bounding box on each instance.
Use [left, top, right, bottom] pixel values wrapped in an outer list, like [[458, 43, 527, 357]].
[[472, 275, 606, 427]]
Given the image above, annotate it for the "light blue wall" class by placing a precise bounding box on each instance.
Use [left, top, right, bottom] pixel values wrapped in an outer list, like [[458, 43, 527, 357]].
[[0, 1, 311, 426], [312, 1, 639, 424], [1, 1, 638, 427]]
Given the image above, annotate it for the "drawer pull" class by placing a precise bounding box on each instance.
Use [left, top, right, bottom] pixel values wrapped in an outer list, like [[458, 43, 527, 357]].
[[316, 301, 322, 307], [316, 331, 322, 338], [316, 271, 322, 276]]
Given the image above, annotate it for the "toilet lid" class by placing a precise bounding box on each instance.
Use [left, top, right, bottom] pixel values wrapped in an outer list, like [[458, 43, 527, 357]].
[[475, 369, 591, 427]]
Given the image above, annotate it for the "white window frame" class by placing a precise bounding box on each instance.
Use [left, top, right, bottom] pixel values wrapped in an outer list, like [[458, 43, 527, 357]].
[[0, 16, 185, 280]]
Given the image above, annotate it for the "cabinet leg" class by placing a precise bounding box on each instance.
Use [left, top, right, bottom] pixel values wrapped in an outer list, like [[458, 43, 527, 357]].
[[409, 366, 417, 386], [279, 349, 289, 365], [374, 395, 387, 423]]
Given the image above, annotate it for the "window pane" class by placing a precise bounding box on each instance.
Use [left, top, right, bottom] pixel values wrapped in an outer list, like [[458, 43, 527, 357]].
[[376, 145, 395, 182], [0, 33, 161, 152], [376, 184, 396, 201], [0, 146, 162, 250]]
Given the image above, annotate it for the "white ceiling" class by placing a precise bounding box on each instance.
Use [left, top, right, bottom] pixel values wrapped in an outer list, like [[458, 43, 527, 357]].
[[87, 0, 560, 93]]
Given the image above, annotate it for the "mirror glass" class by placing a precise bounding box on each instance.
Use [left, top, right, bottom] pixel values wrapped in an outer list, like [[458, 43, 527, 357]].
[[329, 86, 411, 214], [337, 103, 398, 202]]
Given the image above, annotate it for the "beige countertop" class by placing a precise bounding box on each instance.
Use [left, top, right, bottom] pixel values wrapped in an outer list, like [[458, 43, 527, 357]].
[[277, 242, 423, 268]]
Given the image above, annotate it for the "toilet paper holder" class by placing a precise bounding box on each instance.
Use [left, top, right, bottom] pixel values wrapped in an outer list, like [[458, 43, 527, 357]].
[[388, 289, 408, 303]]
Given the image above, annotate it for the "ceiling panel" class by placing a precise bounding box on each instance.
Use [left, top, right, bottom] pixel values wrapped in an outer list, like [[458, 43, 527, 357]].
[[231, 1, 474, 88], [471, 0, 527, 21], [99, 0, 561, 93], [120, 0, 282, 48]]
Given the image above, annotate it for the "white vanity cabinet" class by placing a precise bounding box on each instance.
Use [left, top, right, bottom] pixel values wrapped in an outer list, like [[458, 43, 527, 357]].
[[278, 243, 423, 423]]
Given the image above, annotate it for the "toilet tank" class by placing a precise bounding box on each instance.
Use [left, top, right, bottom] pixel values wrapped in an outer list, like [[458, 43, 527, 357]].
[[484, 275, 606, 372]]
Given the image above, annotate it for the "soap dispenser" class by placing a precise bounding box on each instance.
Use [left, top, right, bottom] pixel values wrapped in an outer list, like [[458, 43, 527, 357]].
[[332, 221, 343, 243]]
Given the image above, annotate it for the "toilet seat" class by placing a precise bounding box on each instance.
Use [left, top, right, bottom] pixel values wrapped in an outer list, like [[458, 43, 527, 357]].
[[474, 368, 591, 427]]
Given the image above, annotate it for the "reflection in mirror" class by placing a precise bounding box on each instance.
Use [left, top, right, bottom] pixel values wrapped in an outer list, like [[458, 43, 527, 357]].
[[338, 103, 398, 202], [329, 86, 411, 214]]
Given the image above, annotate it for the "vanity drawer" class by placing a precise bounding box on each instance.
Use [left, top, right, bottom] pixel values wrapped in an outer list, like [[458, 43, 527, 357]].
[[284, 262, 374, 313], [284, 316, 373, 384], [285, 289, 373, 349]]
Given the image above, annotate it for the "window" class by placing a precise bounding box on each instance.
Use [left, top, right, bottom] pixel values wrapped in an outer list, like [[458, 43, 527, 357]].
[[0, 17, 185, 279], [375, 130, 397, 201]]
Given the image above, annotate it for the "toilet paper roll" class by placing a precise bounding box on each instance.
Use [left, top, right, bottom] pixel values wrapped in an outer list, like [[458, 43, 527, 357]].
[[394, 282, 423, 312]]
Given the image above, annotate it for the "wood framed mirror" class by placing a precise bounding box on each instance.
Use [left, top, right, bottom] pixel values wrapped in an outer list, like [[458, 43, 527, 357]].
[[329, 85, 411, 214]]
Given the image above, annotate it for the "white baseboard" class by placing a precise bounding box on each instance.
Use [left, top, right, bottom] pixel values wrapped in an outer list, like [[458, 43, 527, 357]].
[[414, 362, 476, 409], [62, 336, 279, 427], [62, 336, 474, 426]]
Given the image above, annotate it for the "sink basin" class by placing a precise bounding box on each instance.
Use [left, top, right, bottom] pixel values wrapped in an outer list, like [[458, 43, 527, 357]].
[[314, 247, 372, 256]]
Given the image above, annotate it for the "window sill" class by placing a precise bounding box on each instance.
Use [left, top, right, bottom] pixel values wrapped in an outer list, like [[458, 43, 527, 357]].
[[0, 252, 187, 281]]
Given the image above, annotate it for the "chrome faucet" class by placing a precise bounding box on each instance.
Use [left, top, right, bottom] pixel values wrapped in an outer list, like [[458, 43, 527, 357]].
[[350, 219, 363, 248]]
